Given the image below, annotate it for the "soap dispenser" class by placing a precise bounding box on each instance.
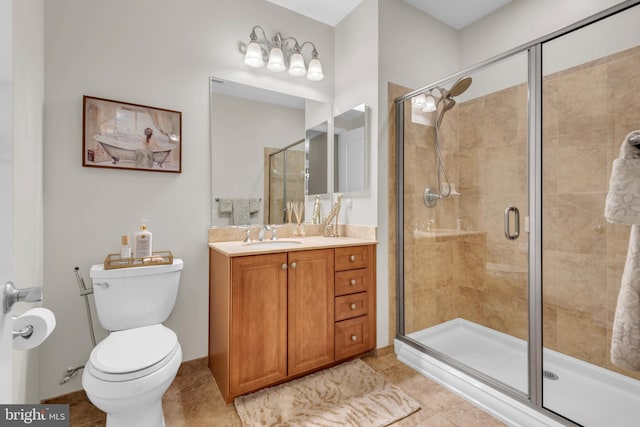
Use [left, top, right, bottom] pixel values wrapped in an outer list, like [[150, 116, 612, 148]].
[[134, 219, 152, 258]]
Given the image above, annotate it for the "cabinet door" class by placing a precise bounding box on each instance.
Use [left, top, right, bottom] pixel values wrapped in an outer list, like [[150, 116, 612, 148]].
[[288, 248, 335, 376], [230, 253, 288, 396]]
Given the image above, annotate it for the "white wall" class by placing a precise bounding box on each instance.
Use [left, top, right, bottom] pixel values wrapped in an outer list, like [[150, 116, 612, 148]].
[[333, 0, 379, 229], [0, 0, 13, 405], [211, 94, 305, 225], [12, 0, 44, 404], [376, 0, 460, 347], [42, 0, 333, 400], [460, 0, 627, 68]]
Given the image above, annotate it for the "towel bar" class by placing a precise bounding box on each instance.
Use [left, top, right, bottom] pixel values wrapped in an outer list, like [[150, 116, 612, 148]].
[[215, 197, 262, 202]]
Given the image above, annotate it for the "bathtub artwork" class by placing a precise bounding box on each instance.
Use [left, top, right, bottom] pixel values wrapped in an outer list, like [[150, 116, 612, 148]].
[[82, 96, 182, 173]]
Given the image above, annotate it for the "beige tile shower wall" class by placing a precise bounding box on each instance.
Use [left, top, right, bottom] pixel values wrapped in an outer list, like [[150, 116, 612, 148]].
[[394, 46, 640, 381], [543, 45, 640, 380]]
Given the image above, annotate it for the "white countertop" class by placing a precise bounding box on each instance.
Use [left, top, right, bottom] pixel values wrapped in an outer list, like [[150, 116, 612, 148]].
[[208, 236, 378, 257]]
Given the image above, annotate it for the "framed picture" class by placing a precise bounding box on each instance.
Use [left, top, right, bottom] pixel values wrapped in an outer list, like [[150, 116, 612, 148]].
[[82, 96, 182, 173]]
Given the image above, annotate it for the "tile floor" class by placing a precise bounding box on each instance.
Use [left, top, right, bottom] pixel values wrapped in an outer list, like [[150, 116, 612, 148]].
[[56, 352, 506, 426]]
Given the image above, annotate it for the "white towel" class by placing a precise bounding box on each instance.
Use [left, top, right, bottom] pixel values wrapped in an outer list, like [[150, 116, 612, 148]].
[[231, 199, 251, 225], [605, 131, 640, 225], [218, 199, 232, 214], [607, 130, 640, 370], [248, 198, 260, 214]]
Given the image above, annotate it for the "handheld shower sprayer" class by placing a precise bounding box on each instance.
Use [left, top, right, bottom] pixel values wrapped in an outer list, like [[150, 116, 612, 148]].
[[421, 76, 472, 207]]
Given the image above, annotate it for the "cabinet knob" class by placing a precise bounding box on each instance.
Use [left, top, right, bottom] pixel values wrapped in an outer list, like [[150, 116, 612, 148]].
[[350, 255, 356, 262], [350, 279, 356, 286], [351, 335, 358, 342], [290, 262, 297, 269], [350, 303, 357, 310], [281, 264, 288, 270]]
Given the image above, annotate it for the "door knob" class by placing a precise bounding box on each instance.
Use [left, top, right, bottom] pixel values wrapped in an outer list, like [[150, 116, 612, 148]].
[[3, 282, 44, 313]]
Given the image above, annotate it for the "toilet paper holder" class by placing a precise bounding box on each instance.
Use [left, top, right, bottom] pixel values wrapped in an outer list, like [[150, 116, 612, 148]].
[[12, 324, 34, 340]]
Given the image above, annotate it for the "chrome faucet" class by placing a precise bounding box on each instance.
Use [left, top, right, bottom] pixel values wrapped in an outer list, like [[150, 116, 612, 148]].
[[270, 225, 278, 240], [322, 194, 343, 237], [258, 225, 271, 241], [243, 226, 252, 243]]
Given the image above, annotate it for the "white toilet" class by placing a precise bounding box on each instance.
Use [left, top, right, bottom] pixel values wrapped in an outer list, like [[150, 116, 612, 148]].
[[82, 259, 184, 427]]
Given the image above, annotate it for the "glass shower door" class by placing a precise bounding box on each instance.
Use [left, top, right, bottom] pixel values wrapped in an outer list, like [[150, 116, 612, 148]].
[[541, 4, 640, 425], [401, 51, 530, 395]]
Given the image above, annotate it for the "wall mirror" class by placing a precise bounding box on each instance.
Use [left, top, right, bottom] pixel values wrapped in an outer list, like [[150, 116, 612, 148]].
[[306, 121, 328, 196], [333, 104, 368, 194], [209, 77, 331, 226]]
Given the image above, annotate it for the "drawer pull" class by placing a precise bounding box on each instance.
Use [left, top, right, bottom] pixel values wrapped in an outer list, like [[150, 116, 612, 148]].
[[350, 279, 357, 286], [350, 255, 356, 262], [281, 264, 288, 270], [351, 335, 358, 342], [350, 303, 357, 310], [291, 262, 297, 269]]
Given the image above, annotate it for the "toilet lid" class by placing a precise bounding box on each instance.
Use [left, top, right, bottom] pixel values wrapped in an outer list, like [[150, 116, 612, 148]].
[[89, 324, 178, 379]]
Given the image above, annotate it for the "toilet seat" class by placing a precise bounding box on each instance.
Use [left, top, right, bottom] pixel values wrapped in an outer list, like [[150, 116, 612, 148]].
[[88, 324, 178, 382]]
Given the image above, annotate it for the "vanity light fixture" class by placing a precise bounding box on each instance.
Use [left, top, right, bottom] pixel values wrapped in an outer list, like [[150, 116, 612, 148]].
[[423, 90, 437, 113], [411, 90, 438, 113], [242, 25, 324, 82]]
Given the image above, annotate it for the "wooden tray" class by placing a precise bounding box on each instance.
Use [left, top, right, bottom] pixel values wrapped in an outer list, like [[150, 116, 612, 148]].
[[104, 250, 174, 270]]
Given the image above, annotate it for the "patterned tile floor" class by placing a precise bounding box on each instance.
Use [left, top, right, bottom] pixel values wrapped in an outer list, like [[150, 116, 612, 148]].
[[57, 352, 506, 426]]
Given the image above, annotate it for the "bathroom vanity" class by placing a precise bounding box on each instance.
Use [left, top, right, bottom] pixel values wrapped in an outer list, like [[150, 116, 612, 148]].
[[208, 237, 376, 403]]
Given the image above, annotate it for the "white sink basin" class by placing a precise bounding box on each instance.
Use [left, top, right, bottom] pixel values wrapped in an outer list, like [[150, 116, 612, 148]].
[[242, 239, 303, 248]]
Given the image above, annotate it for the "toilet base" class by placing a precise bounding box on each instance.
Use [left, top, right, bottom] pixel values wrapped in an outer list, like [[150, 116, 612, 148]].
[[83, 343, 182, 427], [106, 400, 164, 427]]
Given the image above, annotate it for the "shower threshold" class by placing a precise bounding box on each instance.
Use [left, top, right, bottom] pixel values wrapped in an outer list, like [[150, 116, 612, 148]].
[[400, 318, 640, 427]]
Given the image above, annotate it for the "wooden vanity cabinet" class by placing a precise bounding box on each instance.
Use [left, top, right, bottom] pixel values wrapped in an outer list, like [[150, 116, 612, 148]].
[[287, 249, 335, 376], [209, 244, 375, 404]]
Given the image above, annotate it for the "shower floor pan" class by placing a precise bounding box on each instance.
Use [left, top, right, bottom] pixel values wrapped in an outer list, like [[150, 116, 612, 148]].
[[407, 318, 640, 427]]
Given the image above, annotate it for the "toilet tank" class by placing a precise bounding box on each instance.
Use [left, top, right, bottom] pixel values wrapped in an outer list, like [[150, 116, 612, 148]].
[[89, 259, 183, 331]]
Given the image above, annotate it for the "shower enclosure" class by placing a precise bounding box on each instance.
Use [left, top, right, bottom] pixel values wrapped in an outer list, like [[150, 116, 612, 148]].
[[266, 139, 306, 223], [395, 2, 640, 426]]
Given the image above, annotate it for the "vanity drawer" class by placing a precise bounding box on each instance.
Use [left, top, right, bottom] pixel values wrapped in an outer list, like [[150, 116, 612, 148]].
[[335, 269, 369, 296], [335, 245, 370, 271], [335, 315, 371, 361], [335, 292, 368, 321]]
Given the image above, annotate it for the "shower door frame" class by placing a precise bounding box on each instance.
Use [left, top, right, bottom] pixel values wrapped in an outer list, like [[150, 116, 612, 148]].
[[394, 0, 640, 424]]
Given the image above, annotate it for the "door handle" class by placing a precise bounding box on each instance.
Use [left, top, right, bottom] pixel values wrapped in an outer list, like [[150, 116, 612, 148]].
[[3, 282, 44, 313], [504, 206, 520, 240]]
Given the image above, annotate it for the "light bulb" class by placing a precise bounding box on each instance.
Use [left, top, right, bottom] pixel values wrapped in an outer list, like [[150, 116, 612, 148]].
[[244, 41, 264, 68], [412, 94, 426, 108], [267, 47, 286, 72], [306, 57, 324, 81], [288, 52, 307, 76], [423, 94, 437, 112]]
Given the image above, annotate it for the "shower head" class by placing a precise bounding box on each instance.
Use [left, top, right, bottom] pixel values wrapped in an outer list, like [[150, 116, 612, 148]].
[[435, 76, 472, 128], [449, 76, 472, 97]]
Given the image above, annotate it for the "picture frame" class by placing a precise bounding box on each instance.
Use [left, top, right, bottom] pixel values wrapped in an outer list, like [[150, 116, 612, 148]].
[[82, 96, 182, 173]]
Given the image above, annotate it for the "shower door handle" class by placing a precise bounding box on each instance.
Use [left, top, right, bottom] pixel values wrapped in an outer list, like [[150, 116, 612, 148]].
[[504, 206, 520, 240]]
